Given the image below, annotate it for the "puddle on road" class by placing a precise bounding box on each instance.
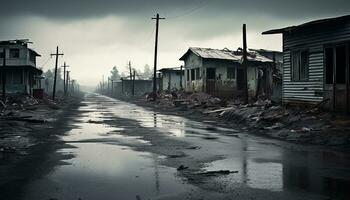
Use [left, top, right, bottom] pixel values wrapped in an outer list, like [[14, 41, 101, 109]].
[[21, 98, 194, 200], [23, 144, 191, 200], [204, 150, 350, 199]]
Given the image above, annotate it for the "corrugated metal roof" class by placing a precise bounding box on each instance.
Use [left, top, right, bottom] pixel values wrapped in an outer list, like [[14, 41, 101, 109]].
[[179, 47, 273, 63], [262, 14, 350, 35], [189, 47, 238, 61]]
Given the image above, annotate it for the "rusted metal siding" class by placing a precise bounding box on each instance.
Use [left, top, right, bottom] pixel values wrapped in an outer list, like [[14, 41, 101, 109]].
[[282, 20, 350, 104]]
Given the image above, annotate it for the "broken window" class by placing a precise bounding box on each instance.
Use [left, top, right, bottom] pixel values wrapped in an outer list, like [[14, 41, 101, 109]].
[[9, 49, 20, 58], [227, 67, 236, 79], [325, 47, 334, 84], [291, 50, 309, 81], [336, 45, 346, 84], [191, 69, 195, 81]]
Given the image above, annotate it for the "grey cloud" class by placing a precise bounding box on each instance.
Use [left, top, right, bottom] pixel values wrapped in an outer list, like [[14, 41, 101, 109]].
[[1, 0, 349, 20]]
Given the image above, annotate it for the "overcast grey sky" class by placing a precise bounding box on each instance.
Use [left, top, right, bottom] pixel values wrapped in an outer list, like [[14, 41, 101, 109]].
[[0, 0, 349, 87]]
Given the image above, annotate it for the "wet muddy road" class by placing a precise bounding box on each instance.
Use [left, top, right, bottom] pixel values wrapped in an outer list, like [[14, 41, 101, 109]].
[[13, 93, 350, 199]]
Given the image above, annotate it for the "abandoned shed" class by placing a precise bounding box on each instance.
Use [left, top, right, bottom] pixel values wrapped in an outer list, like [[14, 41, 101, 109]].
[[263, 14, 350, 112], [0, 39, 42, 95], [179, 47, 275, 100], [158, 67, 184, 91]]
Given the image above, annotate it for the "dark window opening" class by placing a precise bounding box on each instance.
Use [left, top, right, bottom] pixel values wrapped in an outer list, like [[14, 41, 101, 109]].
[[336, 45, 346, 84], [0, 50, 4, 59], [191, 69, 195, 81], [291, 50, 309, 81], [186, 70, 190, 81], [9, 49, 20, 58], [237, 69, 244, 90], [206, 68, 215, 79], [195, 68, 200, 80], [29, 52, 36, 64], [227, 67, 236, 79], [325, 48, 334, 84]]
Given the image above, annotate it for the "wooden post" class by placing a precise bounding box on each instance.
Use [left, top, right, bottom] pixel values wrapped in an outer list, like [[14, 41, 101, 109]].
[[66, 71, 70, 95], [180, 65, 183, 89], [132, 70, 135, 96], [50, 46, 64, 100], [168, 72, 171, 90], [121, 78, 124, 95], [61, 62, 69, 96], [111, 80, 114, 96], [152, 13, 165, 95], [2, 48, 6, 100], [242, 24, 249, 104]]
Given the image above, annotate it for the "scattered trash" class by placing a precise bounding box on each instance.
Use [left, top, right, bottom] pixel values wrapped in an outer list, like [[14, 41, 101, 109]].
[[186, 146, 201, 150], [177, 165, 189, 171], [199, 170, 238, 176], [169, 153, 187, 158]]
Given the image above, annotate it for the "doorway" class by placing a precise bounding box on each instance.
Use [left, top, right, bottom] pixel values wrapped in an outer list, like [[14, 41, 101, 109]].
[[206, 68, 216, 95], [237, 68, 244, 90], [324, 44, 349, 112]]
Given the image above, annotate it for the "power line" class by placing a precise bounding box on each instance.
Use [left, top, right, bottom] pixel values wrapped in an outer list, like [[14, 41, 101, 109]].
[[166, 0, 209, 20]]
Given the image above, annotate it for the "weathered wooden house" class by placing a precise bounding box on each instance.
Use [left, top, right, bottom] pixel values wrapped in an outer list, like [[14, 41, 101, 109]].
[[179, 47, 274, 99], [263, 15, 350, 112], [159, 67, 184, 91], [0, 39, 42, 95]]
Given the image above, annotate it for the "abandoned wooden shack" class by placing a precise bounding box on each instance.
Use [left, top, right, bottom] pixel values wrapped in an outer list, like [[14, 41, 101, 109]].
[[263, 15, 350, 112], [158, 67, 184, 91], [0, 39, 42, 95], [112, 78, 153, 97], [179, 47, 275, 100]]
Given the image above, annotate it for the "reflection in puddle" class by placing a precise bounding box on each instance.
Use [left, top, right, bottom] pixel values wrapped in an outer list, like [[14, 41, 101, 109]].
[[23, 144, 191, 200], [204, 157, 283, 192], [22, 97, 194, 200]]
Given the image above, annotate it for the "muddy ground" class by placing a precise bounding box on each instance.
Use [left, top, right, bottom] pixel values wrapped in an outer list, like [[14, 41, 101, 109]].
[[1, 93, 350, 200], [0, 94, 84, 200], [124, 93, 350, 147]]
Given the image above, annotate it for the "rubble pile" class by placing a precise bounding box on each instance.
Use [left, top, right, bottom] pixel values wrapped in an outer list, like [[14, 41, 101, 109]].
[[216, 103, 350, 145], [146, 90, 226, 109], [143, 91, 350, 145]]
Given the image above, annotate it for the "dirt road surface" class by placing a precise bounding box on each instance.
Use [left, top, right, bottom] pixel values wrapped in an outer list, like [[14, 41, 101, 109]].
[[2, 93, 350, 200]]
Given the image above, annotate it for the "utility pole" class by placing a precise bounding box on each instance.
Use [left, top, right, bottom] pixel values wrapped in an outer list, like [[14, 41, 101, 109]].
[[152, 13, 165, 95], [107, 77, 110, 95], [50, 46, 64, 100], [242, 24, 249, 104], [102, 75, 105, 94], [66, 71, 70, 95], [111, 80, 114, 96], [2, 48, 6, 100], [180, 65, 183, 89], [132, 69, 135, 96], [61, 62, 69, 96], [129, 61, 132, 80]]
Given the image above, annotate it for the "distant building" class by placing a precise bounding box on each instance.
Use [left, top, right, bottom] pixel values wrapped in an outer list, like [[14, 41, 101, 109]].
[[158, 67, 184, 91], [263, 15, 350, 112], [0, 39, 42, 95], [179, 47, 275, 100], [112, 78, 153, 97]]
